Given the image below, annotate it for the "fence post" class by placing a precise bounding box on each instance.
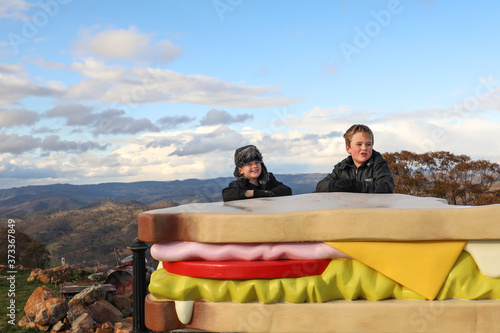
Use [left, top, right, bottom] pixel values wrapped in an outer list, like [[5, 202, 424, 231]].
[[129, 237, 151, 333]]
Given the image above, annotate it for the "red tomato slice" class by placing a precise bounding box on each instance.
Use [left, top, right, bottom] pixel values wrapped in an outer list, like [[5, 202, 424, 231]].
[[164, 259, 331, 279]]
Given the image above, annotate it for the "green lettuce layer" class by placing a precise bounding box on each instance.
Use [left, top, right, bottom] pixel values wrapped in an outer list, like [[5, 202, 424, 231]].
[[148, 251, 500, 303]]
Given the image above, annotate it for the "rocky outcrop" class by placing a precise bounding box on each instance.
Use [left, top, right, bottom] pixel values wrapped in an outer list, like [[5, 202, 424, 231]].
[[27, 265, 100, 285], [19, 285, 132, 333]]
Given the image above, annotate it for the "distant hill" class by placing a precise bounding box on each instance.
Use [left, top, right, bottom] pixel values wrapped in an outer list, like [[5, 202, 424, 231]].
[[0, 174, 325, 214], [0, 196, 86, 215], [8, 198, 178, 267]]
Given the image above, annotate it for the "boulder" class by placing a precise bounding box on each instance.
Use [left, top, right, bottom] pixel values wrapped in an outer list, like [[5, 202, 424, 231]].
[[88, 272, 105, 281], [35, 322, 51, 331], [67, 303, 91, 324], [71, 312, 94, 332], [88, 299, 123, 324], [95, 324, 114, 333], [114, 321, 132, 333], [49, 319, 67, 332], [38, 273, 51, 284], [111, 295, 132, 317], [96, 321, 114, 332], [68, 284, 106, 307], [27, 269, 39, 282], [18, 315, 33, 328], [34, 297, 68, 326], [24, 286, 58, 319], [26, 321, 37, 330], [49, 265, 70, 272]]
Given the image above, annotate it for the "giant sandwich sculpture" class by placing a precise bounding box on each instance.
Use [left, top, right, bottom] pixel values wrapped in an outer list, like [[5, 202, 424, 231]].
[[138, 193, 500, 333]]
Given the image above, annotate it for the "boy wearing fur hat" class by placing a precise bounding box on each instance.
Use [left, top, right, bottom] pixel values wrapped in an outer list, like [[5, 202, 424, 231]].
[[222, 145, 292, 202], [316, 124, 395, 193]]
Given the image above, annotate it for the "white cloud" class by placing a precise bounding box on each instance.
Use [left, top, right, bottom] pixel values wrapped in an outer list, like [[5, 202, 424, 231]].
[[65, 79, 111, 101], [0, 133, 40, 153], [0, 108, 40, 127], [380, 117, 500, 164], [66, 62, 300, 107], [157, 115, 195, 129], [41, 135, 108, 152], [1, 74, 499, 187], [46, 103, 161, 135], [0, 162, 58, 179], [0, 73, 66, 106], [0, 0, 31, 20], [47, 103, 97, 125], [0, 63, 24, 74], [3, 104, 499, 188], [72, 26, 182, 64], [70, 58, 128, 82], [170, 126, 244, 156], [33, 57, 67, 70], [91, 110, 160, 135], [200, 109, 253, 126], [279, 106, 373, 136]]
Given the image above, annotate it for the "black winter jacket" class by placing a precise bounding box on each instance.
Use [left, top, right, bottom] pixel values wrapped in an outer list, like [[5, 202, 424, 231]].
[[222, 173, 292, 202], [315, 150, 395, 193]]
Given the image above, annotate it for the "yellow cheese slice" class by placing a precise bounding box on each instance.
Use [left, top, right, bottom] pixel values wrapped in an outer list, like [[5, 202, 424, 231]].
[[326, 241, 466, 300]]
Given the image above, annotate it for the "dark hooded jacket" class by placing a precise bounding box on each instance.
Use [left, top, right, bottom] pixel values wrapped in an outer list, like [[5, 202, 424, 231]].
[[315, 150, 394, 193], [222, 145, 292, 202], [222, 172, 292, 202]]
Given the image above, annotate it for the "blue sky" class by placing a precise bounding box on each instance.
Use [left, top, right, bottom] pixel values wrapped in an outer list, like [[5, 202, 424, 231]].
[[1, 0, 500, 189]]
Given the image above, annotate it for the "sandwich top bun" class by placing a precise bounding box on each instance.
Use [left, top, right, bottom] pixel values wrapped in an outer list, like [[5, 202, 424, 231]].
[[139, 193, 500, 243]]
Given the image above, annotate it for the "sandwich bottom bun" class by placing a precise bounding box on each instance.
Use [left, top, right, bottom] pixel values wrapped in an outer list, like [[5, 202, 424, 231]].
[[145, 295, 500, 333]]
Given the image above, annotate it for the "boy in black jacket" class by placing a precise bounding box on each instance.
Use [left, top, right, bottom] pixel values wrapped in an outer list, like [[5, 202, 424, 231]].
[[222, 145, 292, 202], [316, 124, 395, 193]]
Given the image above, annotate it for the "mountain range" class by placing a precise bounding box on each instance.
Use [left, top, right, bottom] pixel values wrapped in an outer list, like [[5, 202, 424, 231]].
[[0, 173, 325, 215], [0, 174, 325, 267]]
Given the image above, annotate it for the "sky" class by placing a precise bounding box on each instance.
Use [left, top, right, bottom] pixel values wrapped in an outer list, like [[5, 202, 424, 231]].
[[1, 0, 500, 189]]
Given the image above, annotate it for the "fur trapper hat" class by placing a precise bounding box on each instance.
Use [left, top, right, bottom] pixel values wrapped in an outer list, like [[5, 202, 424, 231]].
[[233, 145, 269, 184]]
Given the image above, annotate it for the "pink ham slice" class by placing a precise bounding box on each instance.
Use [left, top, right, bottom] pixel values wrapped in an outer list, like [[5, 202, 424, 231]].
[[151, 241, 351, 262]]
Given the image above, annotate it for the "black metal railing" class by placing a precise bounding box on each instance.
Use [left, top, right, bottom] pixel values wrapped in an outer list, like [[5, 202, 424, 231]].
[[129, 237, 150, 333]]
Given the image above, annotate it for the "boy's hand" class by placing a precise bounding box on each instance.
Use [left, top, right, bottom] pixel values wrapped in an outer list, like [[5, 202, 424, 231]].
[[332, 179, 355, 192], [332, 179, 363, 192], [254, 190, 276, 197]]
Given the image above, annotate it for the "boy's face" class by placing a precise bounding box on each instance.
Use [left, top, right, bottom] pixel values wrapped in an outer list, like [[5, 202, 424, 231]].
[[238, 161, 262, 181], [346, 132, 373, 168]]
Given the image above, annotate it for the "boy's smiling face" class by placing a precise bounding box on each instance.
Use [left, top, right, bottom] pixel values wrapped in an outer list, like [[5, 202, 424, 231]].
[[238, 161, 262, 182], [346, 132, 373, 168]]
